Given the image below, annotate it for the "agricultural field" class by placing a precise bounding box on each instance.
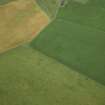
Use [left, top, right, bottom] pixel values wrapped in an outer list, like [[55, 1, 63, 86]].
[[0, 46, 105, 105], [0, 0, 15, 5], [0, 0, 105, 105], [0, 0, 50, 53], [31, 0, 105, 85]]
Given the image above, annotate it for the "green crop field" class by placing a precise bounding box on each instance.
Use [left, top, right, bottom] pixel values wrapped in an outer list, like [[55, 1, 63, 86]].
[[0, 46, 105, 105], [31, 0, 105, 85]]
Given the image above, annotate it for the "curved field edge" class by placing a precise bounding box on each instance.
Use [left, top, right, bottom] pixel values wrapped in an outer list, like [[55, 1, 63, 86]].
[[31, 0, 105, 85], [0, 0, 50, 54], [36, 0, 61, 19], [0, 46, 105, 105]]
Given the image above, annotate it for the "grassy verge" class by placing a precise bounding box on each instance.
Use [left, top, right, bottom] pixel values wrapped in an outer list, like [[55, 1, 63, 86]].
[[36, 0, 60, 19]]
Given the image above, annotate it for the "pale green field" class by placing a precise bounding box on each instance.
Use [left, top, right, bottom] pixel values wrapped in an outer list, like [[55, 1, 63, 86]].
[[0, 46, 105, 105]]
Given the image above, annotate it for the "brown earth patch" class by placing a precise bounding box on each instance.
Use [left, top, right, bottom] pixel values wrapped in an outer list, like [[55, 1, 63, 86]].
[[0, 0, 50, 54]]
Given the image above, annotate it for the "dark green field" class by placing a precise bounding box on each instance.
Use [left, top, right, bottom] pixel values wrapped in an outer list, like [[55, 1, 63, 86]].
[[31, 0, 105, 85]]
